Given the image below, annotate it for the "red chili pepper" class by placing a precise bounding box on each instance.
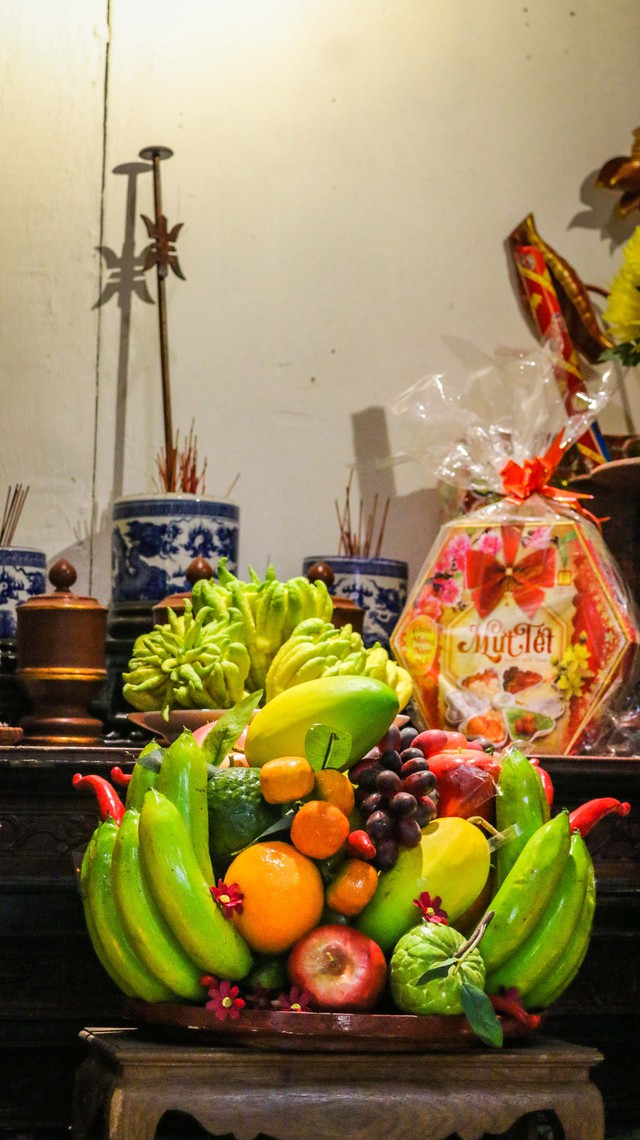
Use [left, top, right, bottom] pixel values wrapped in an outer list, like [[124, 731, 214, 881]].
[[489, 992, 541, 1030], [72, 773, 125, 824], [346, 829, 377, 861], [530, 758, 554, 809], [569, 797, 630, 837], [110, 765, 132, 788]]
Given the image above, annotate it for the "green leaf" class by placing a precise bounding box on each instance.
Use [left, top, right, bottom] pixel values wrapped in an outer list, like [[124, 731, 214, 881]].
[[137, 747, 164, 773], [230, 807, 295, 855], [460, 983, 503, 1048], [201, 690, 263, 767], [416, 956, 458, 985], [305, 724, 352, 771]]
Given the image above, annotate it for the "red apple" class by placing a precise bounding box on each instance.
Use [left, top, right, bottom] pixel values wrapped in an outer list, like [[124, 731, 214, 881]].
[[412, 729, 468, 757], [433, 761, 498, 823], [288, 924, 387, 1012]]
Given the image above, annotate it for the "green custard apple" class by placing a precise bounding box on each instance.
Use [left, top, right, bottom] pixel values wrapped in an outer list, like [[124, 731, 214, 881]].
[[390, 921, 486, 1015]]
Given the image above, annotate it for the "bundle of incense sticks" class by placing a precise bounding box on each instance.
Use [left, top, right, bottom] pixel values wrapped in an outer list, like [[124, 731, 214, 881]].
[[0, 484, 30, 546], [156, 421, 207, 494], [335, 473, 390, 558]]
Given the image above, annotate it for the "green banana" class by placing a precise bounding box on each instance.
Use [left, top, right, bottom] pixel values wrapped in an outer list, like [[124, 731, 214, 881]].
[[125, 741, 161, 811], [83, 817, 178, 1002], [139, 789, 253, 980], [485, 829, 592, 1000], [156, 730, 214, 884], [495, 748, 550, 888], [523, 833, 596, 1009], [112, 809, 205, 1000], [479, 811, 571, 974], [80, 827, 137, 996]]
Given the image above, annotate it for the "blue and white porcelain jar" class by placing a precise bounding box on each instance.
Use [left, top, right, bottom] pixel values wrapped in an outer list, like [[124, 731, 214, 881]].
[[302, 555, 408, 649], [0, 547, 47, 638], [111, 494, 239, 604]]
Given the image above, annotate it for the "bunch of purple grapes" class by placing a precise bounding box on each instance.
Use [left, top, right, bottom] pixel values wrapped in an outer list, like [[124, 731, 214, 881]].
[[351, 723, 438, 871]]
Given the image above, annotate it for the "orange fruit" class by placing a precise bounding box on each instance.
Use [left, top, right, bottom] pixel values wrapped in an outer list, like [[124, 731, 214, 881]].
[[313, 769, 355, 817], [290, 800, 351, 860], [224, 840, 324, 955], [325, 858, 379, 916], [260, 755, 315, 804]]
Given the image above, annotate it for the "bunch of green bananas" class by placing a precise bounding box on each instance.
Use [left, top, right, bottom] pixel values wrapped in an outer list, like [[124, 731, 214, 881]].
[[264, 617, 413, 709], [478, 802, 596, 1010], [191, 560, 334, 693], [79, 733, 253, 1002], [123, 602, 251, 719]]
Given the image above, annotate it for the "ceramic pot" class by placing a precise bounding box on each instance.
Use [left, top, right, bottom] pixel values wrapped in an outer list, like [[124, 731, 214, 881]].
[[111, 493, 239, 604], [0, 547, 47, 638], [302, 556, 408, 649]]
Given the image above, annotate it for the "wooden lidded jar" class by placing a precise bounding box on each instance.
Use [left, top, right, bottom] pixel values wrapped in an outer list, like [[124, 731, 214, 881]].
[[16, 559, 107, 745], [151, 556, 214, 626]]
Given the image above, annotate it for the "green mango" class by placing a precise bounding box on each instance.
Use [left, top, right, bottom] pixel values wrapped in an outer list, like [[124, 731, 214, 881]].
[[356, 817, 491, 954], [243, 675, 399, 769]]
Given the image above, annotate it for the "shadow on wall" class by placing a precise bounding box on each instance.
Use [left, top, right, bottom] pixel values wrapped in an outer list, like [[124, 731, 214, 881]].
[[94, 160, 155, 503], [54, 503, 114, 605], [350, 405, 440, 590]]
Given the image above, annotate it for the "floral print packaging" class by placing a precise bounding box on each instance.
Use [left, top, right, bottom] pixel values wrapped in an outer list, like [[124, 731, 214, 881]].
[[389, 346, 639, 756], [392, 493, 640, 755]]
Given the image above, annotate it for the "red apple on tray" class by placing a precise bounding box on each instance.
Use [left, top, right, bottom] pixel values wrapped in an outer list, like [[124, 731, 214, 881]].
[[411, 728, 468, 756], [288, 925, 387, 1012]]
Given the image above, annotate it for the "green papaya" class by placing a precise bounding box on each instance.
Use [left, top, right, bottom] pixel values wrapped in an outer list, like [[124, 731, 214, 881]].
[[243, 675, 399, 769]]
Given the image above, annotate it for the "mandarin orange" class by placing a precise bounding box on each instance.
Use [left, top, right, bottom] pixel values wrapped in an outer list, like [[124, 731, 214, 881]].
[[224, 840, 324, 955], [313, 769, 355, 817]]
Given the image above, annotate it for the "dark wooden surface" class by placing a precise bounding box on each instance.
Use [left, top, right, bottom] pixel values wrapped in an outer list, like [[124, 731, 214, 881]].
[[73, 1029, 604, 1140], [0, 747, 638, 1139]]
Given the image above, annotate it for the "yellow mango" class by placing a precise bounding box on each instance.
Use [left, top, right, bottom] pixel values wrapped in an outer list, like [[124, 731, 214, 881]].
[[243, 675, 399, 769], [356, 817, 491, 954]]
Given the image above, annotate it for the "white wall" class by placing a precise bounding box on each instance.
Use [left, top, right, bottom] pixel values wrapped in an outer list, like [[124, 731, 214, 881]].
[[1, 0, 639, 604]]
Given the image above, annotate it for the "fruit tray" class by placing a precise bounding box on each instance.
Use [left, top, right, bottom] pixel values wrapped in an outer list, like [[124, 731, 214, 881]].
[[126, 1001, 539, 1053]]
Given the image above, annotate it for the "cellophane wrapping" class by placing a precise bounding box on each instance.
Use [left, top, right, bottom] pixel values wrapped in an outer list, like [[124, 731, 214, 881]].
[[389, 346, 640, 755]]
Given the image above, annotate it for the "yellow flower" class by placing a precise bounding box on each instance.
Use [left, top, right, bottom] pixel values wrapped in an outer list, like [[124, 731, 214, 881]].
[[603, 224, 640, 363], [553, 638, 594, 699], [603, 268, 640, 344]]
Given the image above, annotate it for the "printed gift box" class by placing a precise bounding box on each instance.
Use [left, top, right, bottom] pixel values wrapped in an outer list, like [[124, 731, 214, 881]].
[[392, 507, 639, 754], [389, 345, 640, 755]]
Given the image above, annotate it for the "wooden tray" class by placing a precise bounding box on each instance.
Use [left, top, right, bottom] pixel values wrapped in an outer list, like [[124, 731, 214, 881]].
[[126, 1000, 539, 1053]]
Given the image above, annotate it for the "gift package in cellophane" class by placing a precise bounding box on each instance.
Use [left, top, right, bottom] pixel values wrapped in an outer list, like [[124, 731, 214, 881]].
[[390, 346, 640, 755]]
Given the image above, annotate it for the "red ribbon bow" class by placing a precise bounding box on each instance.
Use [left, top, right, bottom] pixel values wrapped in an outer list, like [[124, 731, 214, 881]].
[[499, 432, 601, 528], [465, 526, 556, 619]]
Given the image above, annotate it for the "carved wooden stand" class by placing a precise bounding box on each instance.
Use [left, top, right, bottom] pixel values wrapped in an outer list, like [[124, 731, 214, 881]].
[[72, 1029, 604, 1140]]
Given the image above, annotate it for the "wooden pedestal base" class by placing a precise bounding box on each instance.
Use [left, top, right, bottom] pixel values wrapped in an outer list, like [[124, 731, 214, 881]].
[[73, 1029, 604, 1140]]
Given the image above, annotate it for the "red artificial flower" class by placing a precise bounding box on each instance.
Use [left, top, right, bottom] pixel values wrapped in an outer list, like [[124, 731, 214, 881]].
[[244, 982, 274, 1010], [210, 879, 244, 919], [414, 892, 449, 925], [203, 977, 245, 1021], [272, 986, 312, 1012]]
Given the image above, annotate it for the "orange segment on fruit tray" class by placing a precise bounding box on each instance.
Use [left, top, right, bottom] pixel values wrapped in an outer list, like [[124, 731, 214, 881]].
[[259, 755, 315, 804], [224, 840, 324, 955], [325, 858, 379, 916], [290, 800, 351, 860], [313, 769, 355, 817]]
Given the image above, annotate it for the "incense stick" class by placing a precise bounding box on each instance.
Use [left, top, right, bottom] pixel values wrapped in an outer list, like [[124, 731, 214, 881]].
[[0, 484, 30, 546], [335, 482, 391, 559]]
